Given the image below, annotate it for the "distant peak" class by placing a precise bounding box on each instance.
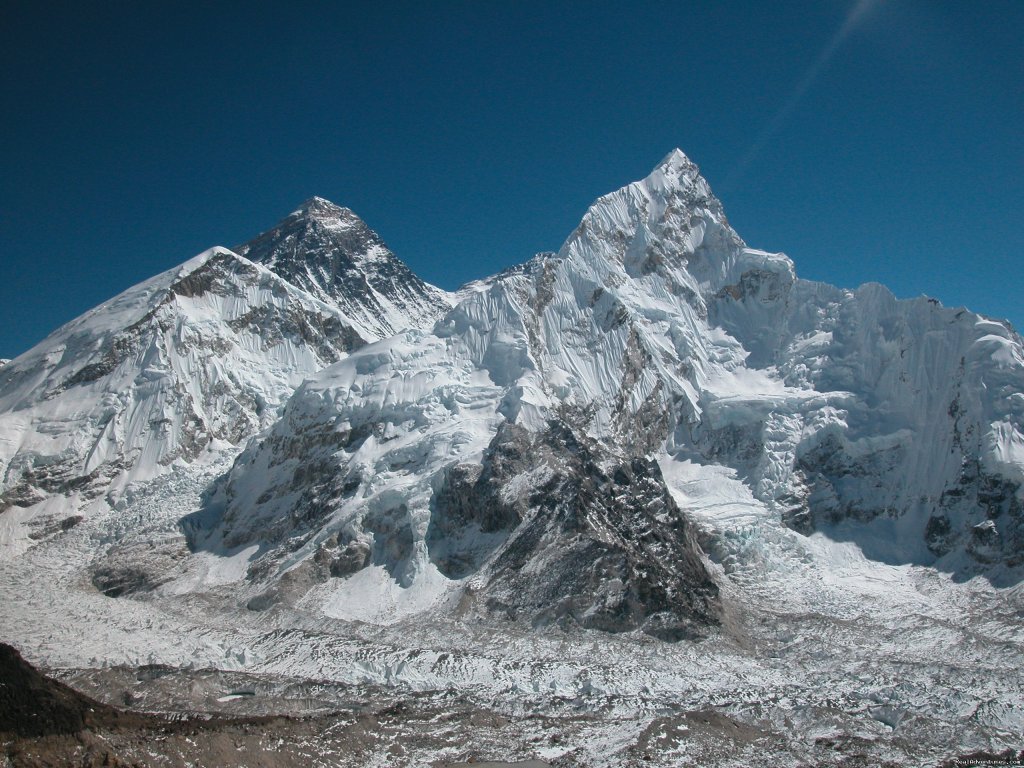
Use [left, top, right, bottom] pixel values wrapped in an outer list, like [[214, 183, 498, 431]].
[[291, 196, 354, 219], [657, 148, 694, 171], [635, 148, 721, 211], [648, 148, 704, 185]]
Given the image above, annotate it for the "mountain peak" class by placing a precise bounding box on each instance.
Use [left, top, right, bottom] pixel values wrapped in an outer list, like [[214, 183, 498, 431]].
[[643, 148, 710, 197], [236, 199, 452, 340], [290, 196, 354, 220], [561, 149, 738, 275], [656, 147, 696, 173]]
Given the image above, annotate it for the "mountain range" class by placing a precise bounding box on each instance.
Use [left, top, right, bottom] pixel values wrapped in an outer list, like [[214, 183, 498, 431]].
[[1, 150, 1021, 767]]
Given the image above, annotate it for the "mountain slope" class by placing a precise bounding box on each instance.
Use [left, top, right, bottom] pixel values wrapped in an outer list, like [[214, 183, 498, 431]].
[[0, 249, 364, 546], [0, 203, 451, 556], [0, 642, 136, 738]]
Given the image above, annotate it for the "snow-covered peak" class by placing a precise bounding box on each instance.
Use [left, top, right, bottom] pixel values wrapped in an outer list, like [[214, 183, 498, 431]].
[[648, 147, 706, 190], [658, 146, 695, 170], [9, 246, 239, 363], [560, 150, 747, 295]]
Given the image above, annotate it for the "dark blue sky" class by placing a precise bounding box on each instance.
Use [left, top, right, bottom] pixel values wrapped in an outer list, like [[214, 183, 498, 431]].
[[2, 1, 1021, 359]]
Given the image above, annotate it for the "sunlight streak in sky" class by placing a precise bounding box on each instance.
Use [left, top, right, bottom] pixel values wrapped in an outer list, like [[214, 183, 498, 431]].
[[723, 0, 883, 191]]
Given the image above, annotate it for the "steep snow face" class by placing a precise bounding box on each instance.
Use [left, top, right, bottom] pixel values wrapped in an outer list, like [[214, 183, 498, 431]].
[[236, 197, 453, 340], [544, 149, 1024, 572], [760, 282, 1024, 569], [0, 249, 365, 542], [203, 149, 1024, 632]]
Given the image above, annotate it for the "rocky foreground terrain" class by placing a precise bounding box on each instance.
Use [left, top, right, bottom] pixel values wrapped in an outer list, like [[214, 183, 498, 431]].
[[3, 642, 1023, 768]]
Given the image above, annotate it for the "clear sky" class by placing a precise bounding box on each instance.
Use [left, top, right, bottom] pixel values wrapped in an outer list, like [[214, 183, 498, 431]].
[[2, 1, 1021, 359]]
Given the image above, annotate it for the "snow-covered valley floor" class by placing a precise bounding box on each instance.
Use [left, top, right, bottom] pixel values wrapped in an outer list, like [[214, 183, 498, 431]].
[[2, 452, 1021, 767]]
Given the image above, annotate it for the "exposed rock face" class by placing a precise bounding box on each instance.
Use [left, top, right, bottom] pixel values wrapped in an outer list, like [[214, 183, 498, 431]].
[[449, 423, 719, 639], [427, 424, 531, 579], [236, 197, 452, 340], [0, 643, 123, 737]]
